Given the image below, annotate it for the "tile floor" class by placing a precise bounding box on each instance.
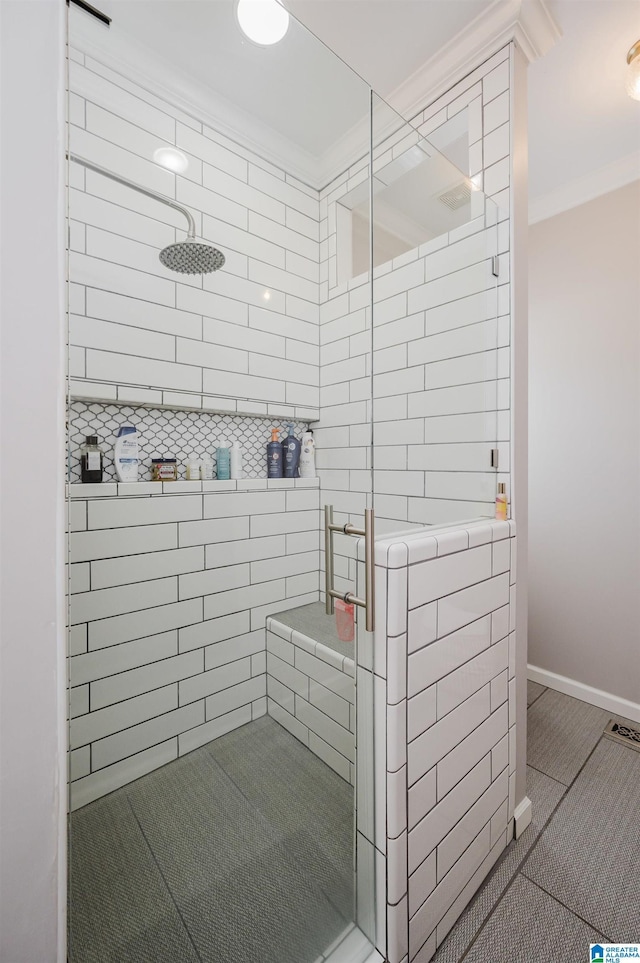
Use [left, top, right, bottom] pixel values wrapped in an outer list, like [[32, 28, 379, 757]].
[[69, 682, 640, 962], [433, 682, 640, 961], [69, 715, 355, 963]]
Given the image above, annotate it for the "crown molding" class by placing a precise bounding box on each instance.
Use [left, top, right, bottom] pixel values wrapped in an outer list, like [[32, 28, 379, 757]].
[[386, 0, 561, 122], [529, 152, 640, 224], [71, 0, 561, 192]]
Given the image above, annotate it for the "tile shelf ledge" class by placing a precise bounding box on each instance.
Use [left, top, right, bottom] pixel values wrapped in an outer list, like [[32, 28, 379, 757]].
[[68, 478, 320, 498], [359, 517, 516, 566]]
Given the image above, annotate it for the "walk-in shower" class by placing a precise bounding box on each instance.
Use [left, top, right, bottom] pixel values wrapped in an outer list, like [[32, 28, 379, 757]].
[[66, 1, 507, 961]]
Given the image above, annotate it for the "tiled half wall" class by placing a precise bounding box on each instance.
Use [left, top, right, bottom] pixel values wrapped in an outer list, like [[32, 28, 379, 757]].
[[67, 481, 320, 810], [355, 518, 516, 963]]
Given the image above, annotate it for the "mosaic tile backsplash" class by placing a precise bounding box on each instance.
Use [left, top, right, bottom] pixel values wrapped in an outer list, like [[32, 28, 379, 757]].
[[68, 402, 310, 482]]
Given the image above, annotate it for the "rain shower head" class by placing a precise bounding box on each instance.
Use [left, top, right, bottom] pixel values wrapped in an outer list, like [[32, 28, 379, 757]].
[[159, 237, 225, 275], [68, 154, 226, 276]]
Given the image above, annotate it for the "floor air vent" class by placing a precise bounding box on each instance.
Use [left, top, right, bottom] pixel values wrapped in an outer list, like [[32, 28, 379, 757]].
[[603, 720, 640, 752]]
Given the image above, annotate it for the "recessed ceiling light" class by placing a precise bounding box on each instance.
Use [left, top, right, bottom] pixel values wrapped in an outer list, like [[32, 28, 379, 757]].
[[153, 147, 189, 174], [237, 0, 289, 46], [626, 40, 640, 101]]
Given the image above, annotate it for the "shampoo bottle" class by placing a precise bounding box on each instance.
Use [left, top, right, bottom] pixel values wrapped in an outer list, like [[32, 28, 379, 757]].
[[114, 425, 139, 483], [230, 440, 243, 479], [216, 440, 231, 481], [495, 482, 508, 521], [299, 430, 316, 479], [283, 423, 301, 478], [267, 428, 283, 478]]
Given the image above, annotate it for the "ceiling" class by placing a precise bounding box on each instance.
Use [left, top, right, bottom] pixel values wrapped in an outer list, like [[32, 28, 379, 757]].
[[285, 0, 494, 96], [73, 0, 640, 205], [287, 0, 640, 205]]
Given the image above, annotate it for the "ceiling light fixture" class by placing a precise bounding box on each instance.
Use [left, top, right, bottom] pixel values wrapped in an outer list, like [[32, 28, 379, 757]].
[[153, 147, 189, 173], [626, 40, 640, 101], [237, 0, 289, 46]]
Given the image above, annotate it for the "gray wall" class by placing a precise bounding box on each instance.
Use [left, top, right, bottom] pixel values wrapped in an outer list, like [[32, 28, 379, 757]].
[[529, 180, 640, 707]]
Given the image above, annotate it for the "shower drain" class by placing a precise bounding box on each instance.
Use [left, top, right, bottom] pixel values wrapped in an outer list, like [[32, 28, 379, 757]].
[[603, 720, 640, 752]]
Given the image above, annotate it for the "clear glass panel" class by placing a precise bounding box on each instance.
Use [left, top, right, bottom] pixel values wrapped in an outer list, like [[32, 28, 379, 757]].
[[66, 2, 375, 960], [370, 93, 499, 533]]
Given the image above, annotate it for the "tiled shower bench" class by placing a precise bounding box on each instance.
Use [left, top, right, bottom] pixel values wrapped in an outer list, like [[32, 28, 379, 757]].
[[266, 604, 356, 785]]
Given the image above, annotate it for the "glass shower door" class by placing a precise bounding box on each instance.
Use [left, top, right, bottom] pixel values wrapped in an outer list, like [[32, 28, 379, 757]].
[[66, 2, 377, 961], [369, 93, 501, 532]]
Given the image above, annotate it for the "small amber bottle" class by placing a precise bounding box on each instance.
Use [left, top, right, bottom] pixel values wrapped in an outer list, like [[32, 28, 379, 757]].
[[495, 482, 508, 521], [81, 435, 104, 483]]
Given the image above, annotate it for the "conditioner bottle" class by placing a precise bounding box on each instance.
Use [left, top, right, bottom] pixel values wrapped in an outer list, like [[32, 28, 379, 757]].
[[299, 431, 316, 479], [230, 440, 243, 479]]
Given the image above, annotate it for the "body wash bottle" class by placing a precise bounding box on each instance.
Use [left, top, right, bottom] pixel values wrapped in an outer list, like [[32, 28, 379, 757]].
[[114, 425, 139, 483], [266, 428, 283, 478], [283, 423, 301, 478], [299, 430, 316, 479], [495, 482, 508, 521]]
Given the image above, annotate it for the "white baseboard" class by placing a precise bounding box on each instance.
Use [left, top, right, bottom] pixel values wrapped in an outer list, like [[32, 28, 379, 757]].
[[528, 664, 640, 725], [513, 796, 532, 839]]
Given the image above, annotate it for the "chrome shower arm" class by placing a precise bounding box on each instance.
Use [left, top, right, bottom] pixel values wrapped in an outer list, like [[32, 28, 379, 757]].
[[69, 153, 196, 238]]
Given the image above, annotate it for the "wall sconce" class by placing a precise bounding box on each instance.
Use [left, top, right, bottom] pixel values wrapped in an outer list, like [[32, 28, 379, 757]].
[[626, 41, 640, 101]]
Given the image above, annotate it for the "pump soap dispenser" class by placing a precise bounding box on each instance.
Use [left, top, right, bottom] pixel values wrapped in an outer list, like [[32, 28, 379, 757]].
[[267, 428, 283, 478]]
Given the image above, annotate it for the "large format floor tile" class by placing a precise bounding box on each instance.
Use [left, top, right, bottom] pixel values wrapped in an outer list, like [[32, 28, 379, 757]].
[[127, 731, 352, 963], [207, 715, 354, 912], [69, 792, 200, 963], [461, 874, 605, 962], [433, 765, 566, 962], [524, 738, 640, 941], [526, 688, 610, 785], [70, 717, 355, 963]]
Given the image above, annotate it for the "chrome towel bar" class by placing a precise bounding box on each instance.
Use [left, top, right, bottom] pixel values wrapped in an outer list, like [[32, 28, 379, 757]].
[[324, 504, 375, 633]]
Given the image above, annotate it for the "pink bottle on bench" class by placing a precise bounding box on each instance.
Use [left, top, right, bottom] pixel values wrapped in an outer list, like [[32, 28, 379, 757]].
[[335, 599, 355, 643]]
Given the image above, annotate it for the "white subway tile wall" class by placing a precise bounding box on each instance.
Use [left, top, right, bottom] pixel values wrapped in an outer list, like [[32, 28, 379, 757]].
[[368, 519, 516, 963], [68, 484, 320, 810], [68, 52, 320, 418]]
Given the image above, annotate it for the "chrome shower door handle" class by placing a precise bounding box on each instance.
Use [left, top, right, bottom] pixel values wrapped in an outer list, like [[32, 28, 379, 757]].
[[324, 504, 375, 633]]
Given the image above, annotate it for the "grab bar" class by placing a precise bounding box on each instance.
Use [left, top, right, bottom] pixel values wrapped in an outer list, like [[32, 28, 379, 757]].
[[324, 504, 375, 633]]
